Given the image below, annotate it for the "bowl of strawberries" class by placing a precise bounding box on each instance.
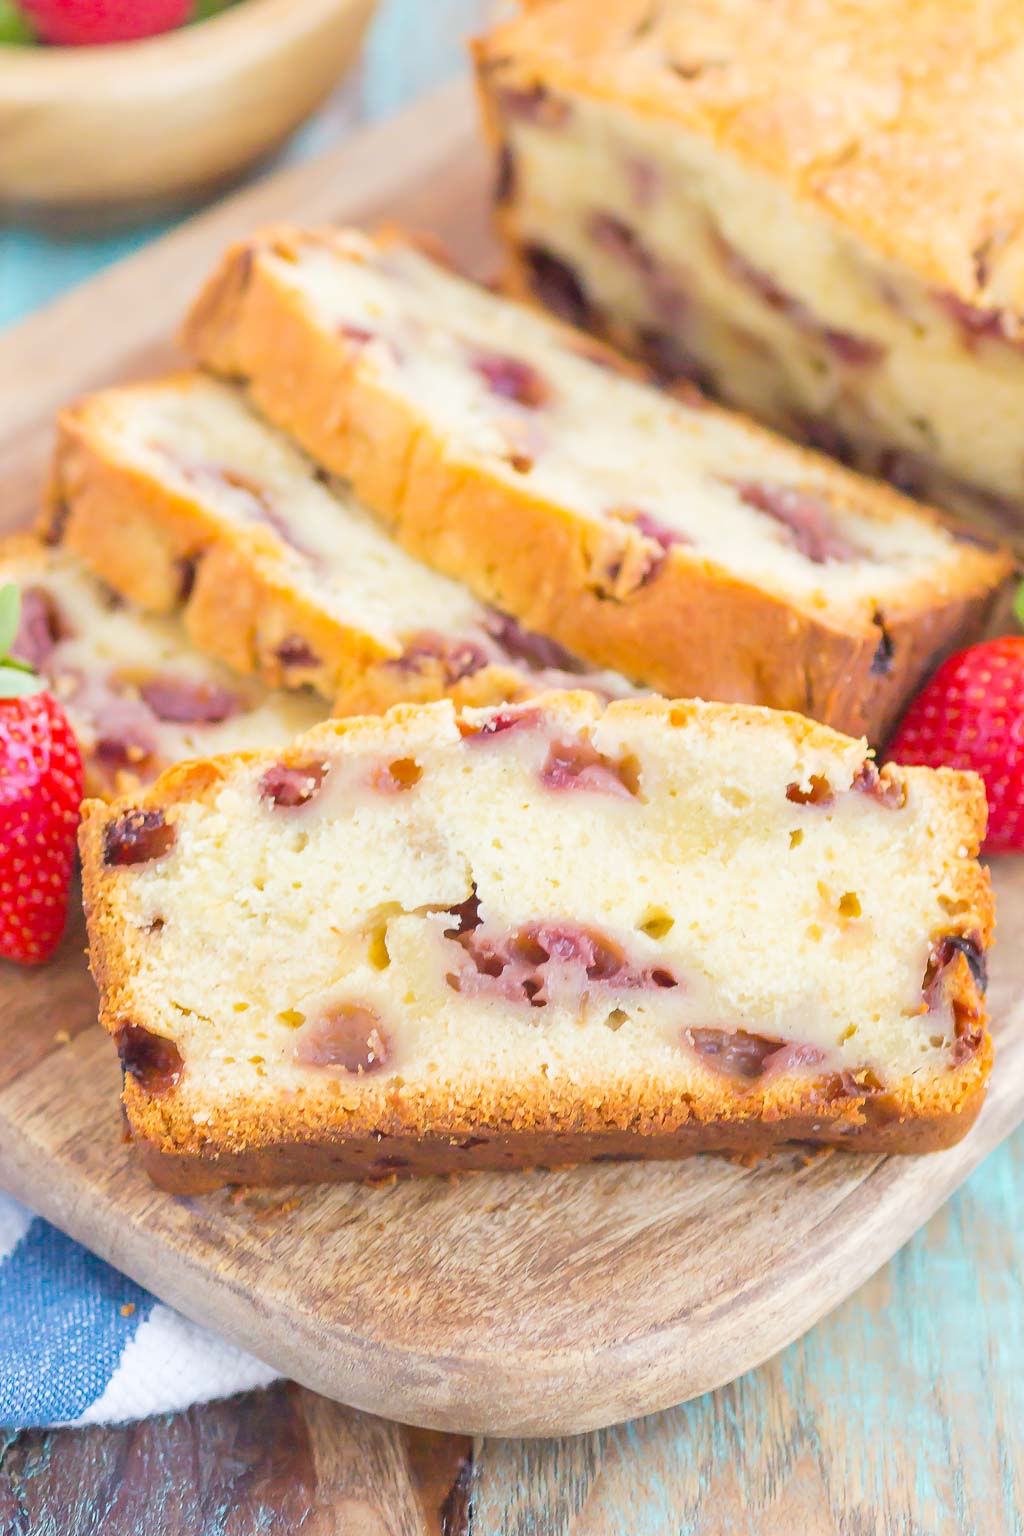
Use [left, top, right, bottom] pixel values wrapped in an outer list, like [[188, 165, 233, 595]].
[[0, 0, 378, 218]]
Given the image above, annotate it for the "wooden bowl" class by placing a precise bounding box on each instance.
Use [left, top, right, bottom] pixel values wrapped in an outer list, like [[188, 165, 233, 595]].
[[0, 0, 378, 214]]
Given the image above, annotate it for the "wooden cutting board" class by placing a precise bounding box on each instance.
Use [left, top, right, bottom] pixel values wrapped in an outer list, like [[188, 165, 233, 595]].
[[1, 81, 1023, 1439]]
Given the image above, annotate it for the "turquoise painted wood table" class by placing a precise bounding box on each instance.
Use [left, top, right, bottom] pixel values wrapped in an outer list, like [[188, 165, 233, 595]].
[[2, 2, 1022, 1531]]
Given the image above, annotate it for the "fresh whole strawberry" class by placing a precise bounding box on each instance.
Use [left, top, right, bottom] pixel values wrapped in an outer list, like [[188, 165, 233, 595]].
[[0, 585, 83, 965], [887, 636, 1024, 854], [19, 0, 190, 45]]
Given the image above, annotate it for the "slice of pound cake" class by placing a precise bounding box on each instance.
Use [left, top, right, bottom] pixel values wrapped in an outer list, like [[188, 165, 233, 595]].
[[79, 691, 993, 1191], [475, 0, 1024, 531], [2, 536, 324, 798], [181, 226, 1012, 743], [47, 373, 630, 717]]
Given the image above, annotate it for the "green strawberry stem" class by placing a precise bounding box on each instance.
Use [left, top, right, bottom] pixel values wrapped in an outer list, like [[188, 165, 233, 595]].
[[1014, 579, 1024, 631], [0, 1, 35, 44], [0, 584, 41, 699], [191, 0, 240, 21]]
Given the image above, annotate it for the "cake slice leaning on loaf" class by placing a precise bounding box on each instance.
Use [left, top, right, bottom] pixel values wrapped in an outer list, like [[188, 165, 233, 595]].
[[2, 535, 324, 799], [79, 691, 993, 1191], [181, 226, 1013, 744], [46, 372, 631, 718]]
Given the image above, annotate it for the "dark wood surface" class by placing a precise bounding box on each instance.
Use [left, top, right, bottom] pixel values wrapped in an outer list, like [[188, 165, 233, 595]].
[[0, 1385, 473, 1536]]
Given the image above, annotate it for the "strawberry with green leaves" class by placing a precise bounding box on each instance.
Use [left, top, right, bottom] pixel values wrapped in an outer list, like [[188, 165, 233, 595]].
[[0, 584, 83, 965]]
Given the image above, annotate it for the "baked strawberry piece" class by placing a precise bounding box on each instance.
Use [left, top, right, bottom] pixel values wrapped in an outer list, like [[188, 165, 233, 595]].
[[79, 692, 992, 1189]]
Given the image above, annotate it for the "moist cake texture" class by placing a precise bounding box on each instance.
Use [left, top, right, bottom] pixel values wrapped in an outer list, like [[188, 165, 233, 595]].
[[182, 225, 1011, 743], [475, 0, 1024, 532], [47, 373, 630, 716], [79, 691, 993, 1190], [2, 535, 324, 798]]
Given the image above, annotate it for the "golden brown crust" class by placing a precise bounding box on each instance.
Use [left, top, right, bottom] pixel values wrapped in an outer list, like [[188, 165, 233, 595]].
[[127, 1057, 993, 1193], [180, 228, 1012, 743], [0, 530, 54, 567], [78, 694, 995, 1188], [109, 982, 994, 1190], [474, 0, 1024, 314], [44, 379, 570, 717]]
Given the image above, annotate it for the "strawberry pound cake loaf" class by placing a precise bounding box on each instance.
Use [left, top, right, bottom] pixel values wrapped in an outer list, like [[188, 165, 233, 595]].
[[475, 0, 1024, 531], [182, 226, 1011, 743], [79, 692, 993, 1190], [47, 373, 631, 716], [2, 536, 323, 799]]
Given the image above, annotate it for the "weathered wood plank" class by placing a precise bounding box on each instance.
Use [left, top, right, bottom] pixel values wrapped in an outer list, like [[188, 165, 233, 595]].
[[0, 1385, 473, 1536], [472, 1129, 1024, 1535]]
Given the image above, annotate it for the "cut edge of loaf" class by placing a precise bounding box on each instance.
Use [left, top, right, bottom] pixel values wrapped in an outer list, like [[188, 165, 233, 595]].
[[0, 530, 325, 802], [178, 225, 1012, 742], [1, 531, 147, 802], [45, 375, 584, 718], [79, 692, 995, 1190]]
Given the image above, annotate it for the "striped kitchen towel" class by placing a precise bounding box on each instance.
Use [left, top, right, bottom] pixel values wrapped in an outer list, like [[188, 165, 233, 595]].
[[0, 1192, 278, 1429]]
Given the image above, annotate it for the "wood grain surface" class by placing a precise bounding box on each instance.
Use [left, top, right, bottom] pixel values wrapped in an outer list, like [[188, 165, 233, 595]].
[[6, 1232, 1024, 1536], [0, 1384, 474, 1536], [0, 83, 1023, 1446]]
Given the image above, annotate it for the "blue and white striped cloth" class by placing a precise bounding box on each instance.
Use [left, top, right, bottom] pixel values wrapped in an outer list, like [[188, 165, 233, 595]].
[[0, 1192, 278, 1429]]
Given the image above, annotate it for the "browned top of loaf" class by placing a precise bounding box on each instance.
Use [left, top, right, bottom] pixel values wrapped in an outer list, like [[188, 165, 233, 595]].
[[477, 0, 1024, 314]]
